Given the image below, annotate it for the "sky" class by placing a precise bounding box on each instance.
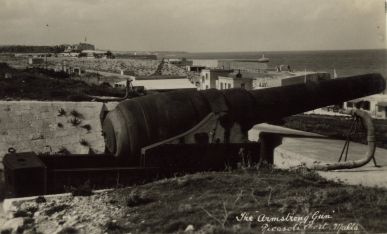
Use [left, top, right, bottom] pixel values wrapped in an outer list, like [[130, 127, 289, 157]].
[[0, 0, 385, 52]]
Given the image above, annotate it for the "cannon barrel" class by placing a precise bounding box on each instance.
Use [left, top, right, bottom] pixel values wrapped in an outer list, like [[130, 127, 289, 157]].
[[103, 73, 385, 163]]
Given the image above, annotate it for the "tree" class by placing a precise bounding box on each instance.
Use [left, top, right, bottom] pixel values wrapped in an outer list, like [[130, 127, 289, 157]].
[[106, 51, 115, 59]]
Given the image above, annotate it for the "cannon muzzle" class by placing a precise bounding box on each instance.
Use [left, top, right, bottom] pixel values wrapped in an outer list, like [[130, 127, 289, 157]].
[[103, 73, 385, 163]]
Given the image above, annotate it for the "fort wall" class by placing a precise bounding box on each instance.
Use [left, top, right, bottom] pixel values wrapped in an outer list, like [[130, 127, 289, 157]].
[[0, 101, 119, 167]]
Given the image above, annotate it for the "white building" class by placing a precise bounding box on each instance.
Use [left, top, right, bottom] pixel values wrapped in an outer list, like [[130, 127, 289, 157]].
[[80, 50, 108, 59], [199, 69, 234, 90], [28, 57, 44, 65], [217, 76, 253, 90], [58, 52, 80, 57], [191, 59, 219, 68], [252, 72, 330, 89], [114, 77, 196, 91], [216, 71, 330, 91], [344, 94, 387, 119]]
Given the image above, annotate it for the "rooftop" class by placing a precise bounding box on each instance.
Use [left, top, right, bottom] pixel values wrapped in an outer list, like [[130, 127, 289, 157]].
[[202, 68, 234, 73], [116, 78, 196, 90], [135, 75, 187, 80], [224, 70, 322, 80], [81, 50, 107, 54]]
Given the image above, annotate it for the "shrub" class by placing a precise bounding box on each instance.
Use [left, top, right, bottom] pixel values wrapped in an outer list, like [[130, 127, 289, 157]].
[[57, 108, 66, 116], [70, 117, 81, 126], [79, 139, 89, 146], [127, 190, 154, 207], [35, 196, 46, 203], [81, 124, 91, 132], [70, 110, 83, 119], [67, 180, 93, 197], [57, 147, 70, 155]]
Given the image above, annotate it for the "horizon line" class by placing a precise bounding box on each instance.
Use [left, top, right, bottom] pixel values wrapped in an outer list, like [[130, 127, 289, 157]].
[[0, 44, 385, 54]]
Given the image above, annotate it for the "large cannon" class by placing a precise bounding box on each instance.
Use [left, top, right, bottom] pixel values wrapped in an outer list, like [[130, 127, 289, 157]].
[[3, 73, 386, 197], [103, 73, 385, 165]]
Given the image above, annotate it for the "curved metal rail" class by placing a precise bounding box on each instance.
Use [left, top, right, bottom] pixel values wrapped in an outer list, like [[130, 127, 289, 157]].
[[311, 109, 376, 171]]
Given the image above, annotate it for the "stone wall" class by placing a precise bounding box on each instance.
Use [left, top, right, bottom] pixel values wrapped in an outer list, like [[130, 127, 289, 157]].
[[0, 101, 119, 165]]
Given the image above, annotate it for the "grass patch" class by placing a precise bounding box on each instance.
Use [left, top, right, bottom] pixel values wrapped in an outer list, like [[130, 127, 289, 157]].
[[35, 196, 47, 203], [126, 190, 155, 207], [7, 167, 387, 233], [70, 110, 83, 119], [70, 118, 81, 126], [57, 108, 66, 116], [0, 66, 125, 101], [102, 168, 387, 233], [81, 124, 91, 132]]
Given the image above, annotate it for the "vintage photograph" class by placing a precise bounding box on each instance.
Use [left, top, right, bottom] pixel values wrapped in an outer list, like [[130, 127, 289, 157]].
[[0, 0, 386, 233]]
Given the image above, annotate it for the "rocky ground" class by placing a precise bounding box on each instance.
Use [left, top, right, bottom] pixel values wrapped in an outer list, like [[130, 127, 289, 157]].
[[1, 167, 387, 234]]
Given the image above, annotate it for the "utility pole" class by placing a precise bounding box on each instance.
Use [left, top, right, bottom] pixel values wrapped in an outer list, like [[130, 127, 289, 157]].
[[45, 24, 49, 69]]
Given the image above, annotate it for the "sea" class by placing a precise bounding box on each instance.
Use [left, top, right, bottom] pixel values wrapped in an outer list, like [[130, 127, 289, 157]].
[[165, 49, 387, 83]]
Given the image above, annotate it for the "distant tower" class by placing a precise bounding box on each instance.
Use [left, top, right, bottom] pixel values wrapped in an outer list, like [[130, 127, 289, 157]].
[[84, 37, 87, 43]]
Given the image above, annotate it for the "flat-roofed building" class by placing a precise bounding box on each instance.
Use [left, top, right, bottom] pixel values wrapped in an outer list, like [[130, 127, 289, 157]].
[[217, 76, 254, 90], [114, 77, 196, 91], [186, 65, 206, 72], [191, 59, 218, 68], [253, 71, 330, 89], [79, 50, 108, 59], [28, 57, 45, 65], [217, 70, 331, 91], [344, 94, 387, 119], [199, 68, 234, 90]]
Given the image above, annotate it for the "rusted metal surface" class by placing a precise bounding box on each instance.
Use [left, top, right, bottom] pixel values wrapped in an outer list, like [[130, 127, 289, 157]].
[[103, 73, 385, 163]]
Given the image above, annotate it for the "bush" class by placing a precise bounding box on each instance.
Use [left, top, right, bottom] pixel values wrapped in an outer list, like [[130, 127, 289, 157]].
[[68, 180, 93, 197], [127, 190, 154, 207]]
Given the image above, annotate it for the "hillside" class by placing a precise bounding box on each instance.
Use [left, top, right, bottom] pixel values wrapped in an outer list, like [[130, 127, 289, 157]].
[[0, 64, 126, 101], [2, 168, 387, 234]]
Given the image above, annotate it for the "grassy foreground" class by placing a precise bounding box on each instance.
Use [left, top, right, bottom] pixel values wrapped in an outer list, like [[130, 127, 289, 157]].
[[5, 167, 387, 234]]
